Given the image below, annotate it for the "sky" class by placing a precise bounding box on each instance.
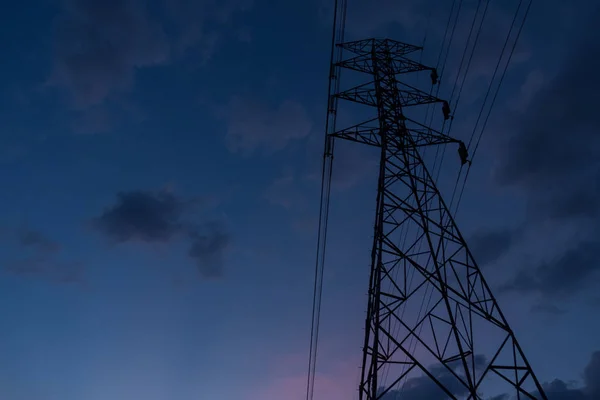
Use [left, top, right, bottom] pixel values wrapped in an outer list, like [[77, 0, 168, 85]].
[[0, 0, 599, 399]]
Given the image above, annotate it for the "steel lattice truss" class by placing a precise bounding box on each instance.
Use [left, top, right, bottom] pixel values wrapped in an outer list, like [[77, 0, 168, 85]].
[[328, 38, 547, 400]]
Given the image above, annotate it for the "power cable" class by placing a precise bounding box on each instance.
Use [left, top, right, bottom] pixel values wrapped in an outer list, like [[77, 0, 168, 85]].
[[453, 0, 532, 216], [305, 0, 348, 399]]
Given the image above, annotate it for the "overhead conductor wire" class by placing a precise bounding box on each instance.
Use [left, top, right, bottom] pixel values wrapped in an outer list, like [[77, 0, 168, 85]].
[[385, 0, 486, 394], [380, 0, 463, 390], [305, 0, 347, 399], [384, 0, 494, 393], [387, 1, 533, 396], [453, 0, 533, 216]]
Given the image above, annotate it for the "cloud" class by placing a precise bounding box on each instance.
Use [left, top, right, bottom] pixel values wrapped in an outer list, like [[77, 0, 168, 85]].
[[330, 141, 378, 191], [583, 352, 600, 397], [48, 0, 253, 134], [188, 223, 230, 278], [455, 2, 532, 84], [475, 7, 600, 300], [49, 0, 170, 108], [380, 356, 487, 400], [530, 303, 566, 316], [541, 380, 587, 400], [92, 190, 186, 243], [378, 351, 600, 400], [499, 239, 600, 300], [261, 351, 600, 400], [18, 229, 61, 254], [325, 0, 531, 85], [70, 105, 114, 135], [224, 96, 313, 155], [493, 8, 600, 202], [4, 259, 85, 285], [164, 0, 253, 62], [263, 174, 305, 209], [2, 229, 84, 285], [526, 351, 600, 400], [49, 0, 254, 108], [340, 0, 430, 37], [467, 226, 521, 267], [92, 189, 230, 277]]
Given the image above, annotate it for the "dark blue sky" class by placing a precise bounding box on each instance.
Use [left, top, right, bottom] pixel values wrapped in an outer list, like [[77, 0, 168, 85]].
[[0, 0, 599, 399]]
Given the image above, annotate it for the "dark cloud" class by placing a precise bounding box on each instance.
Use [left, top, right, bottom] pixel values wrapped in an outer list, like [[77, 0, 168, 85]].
[[379, 351, 600, 399], [526, 351, 600, 400], [93, 190, 185, 243], [540, 380, 587, 400], [92, 190, 230, 277], [481, 7, 600, 300], [495, 43, 600, 188], [2, 229, 84, 285], [494, 6, 600, 202], [48, 0, 252, 134], [583, 352, 600, 396], [467, 226, 521, 267], [499, 239, 600, 300], [380, 355, 486, 400], [49, 0, 254, 108], [49, 0, 169, 108]]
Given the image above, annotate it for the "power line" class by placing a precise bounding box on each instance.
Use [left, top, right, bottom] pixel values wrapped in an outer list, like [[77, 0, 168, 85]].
[[381, 0, 460, 387], [308, 0, 545, 398], [453, 0, 533, 216], [305, 0, 347, 399], [389, 1, 491, 396]]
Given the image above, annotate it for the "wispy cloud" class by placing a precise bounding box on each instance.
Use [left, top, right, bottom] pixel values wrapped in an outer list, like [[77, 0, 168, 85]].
[[187, 222, 230, 278], [47, 0, 253, 133], [49, 0, 170, 109], [164, 0, 253, 63], [2, 229, 84, 285], [223, 96, 313, 155], [263, 174, 305, 210]]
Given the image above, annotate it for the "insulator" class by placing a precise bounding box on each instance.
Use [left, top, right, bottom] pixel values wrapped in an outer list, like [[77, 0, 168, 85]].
[[430, 68, 439, 85], [442, 101, 451, 120]]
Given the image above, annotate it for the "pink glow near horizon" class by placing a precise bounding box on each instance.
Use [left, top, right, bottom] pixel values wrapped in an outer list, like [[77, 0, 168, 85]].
[[250, 353, 361, 400]]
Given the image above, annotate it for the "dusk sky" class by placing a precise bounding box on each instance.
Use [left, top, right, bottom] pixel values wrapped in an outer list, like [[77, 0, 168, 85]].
[[1, 0, 599, 399]]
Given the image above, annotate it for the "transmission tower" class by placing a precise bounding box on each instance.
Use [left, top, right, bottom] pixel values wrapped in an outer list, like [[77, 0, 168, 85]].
[[307, 6, 548, 400]]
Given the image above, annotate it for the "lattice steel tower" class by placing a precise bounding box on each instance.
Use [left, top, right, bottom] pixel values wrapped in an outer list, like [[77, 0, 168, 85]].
[[307, 3, 548, 400]]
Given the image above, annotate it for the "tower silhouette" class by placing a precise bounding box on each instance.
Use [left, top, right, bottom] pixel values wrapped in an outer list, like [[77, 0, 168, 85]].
[[306, 2, 548, 400]]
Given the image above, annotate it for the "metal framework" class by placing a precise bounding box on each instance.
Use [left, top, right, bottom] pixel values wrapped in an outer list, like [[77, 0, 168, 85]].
[[324, 38, 548, 400]]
